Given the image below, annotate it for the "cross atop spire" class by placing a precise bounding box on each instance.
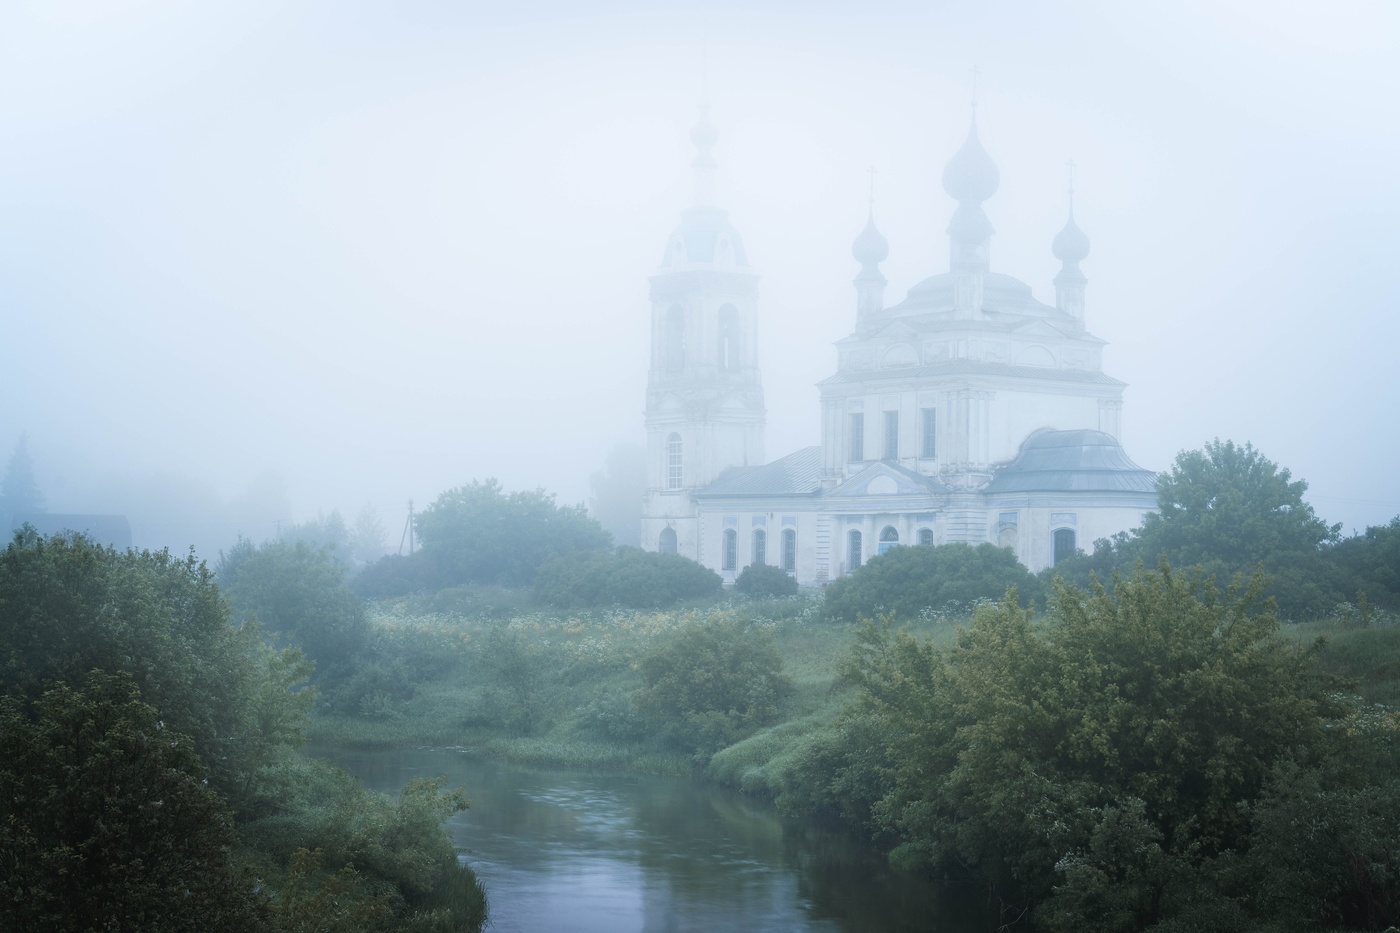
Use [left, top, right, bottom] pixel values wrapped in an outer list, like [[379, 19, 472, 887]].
[[1065, 158, 1078, 208], [867, 165, 878, 209], [970, 65, 981, 113]]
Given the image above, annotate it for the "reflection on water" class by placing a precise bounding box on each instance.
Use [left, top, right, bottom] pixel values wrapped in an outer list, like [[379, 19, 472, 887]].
[[311, 746, 986, 933]]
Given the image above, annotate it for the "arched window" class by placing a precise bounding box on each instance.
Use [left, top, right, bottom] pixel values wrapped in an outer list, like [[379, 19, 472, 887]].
[[1053, 528, 1077, 565], [658, 527, 677, 554], [722, 528, 737, 571], [998, 525, 1018, 550], [878, 525, 899, 555], [917, 527, 934, 546], [848, 530, 862, 571], [781, 528, 796, 573], [665, 305, 685, 372], [667, 433, 682, 490], [752, 528, 766, 566], [718, 304, 741, 370]]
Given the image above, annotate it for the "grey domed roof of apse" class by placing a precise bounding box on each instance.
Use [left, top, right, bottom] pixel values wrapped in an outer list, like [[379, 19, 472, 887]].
[[985, 429, 1156, 493]]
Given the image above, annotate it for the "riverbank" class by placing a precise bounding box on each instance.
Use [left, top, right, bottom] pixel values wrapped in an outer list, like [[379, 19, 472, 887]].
[[307, 592, 964, 774], [308, 591, 1400, 787]]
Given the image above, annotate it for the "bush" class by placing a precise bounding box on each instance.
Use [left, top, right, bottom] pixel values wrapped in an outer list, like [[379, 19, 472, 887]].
[[633, 615, 792, 757], [534, 546, 722, 609], [415, 479, 611, 587], [824, 542, 1038, 622], [0, 673, 266, 932], [352, 552, 447, 598], [218, 537, 369, 679], [735, 562, 799, 598]]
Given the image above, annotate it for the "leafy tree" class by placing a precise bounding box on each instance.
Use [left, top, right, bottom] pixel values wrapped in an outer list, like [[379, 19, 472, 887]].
[[843, 564, 1344, 925], [735, 562, 799, 598], [534, 546, 722, 608], [1141, 439, 1339, 567], [0, 529, 314, 806], [218, 536, 369, 678], [1, 433, 44, 520], [589, 442, 646, 548], [824, 542, 1039, 623], [0, 672, 265, 932], [351, 504, 389, 564], [1050, 440, 1348, 619], [1330, 516, 1400, 610], [634, 615, 792, 756], [415, 478, 612, 587]]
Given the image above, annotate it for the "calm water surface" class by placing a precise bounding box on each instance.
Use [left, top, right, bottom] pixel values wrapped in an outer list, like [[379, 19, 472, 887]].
[[312, 746, 987, 933]]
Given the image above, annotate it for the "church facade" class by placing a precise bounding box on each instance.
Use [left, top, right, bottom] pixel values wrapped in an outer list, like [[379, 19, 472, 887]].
[[641, 108, 1157, 584]]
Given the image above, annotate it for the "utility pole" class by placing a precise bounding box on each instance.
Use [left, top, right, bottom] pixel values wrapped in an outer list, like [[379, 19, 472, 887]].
[[398, 500, 415, 555]]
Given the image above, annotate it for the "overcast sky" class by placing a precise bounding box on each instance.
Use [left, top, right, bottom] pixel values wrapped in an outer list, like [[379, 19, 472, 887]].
[[2, 0, 1397, 553]]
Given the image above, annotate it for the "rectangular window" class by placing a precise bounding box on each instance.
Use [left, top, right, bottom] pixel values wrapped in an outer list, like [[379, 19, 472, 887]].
[[921, 408, 937, 459], [883, 410, 899, 460], [667, 434, 683, 489], [849, 413, 864, 462], [722, 529, 737, 571], [782, 528, 796, 573]]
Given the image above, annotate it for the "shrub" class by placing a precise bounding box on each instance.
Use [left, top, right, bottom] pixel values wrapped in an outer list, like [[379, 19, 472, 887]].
[[415, 479, 611, 587], [534, 547, 722, 608], [824, 542, 1038, 622], [735, 562, 799, 598], [633, 615, 792, 756]]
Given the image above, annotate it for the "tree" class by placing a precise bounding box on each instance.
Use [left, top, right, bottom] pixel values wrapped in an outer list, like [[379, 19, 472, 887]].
[[1139, 439, 1339, 568], [534, 546, 722, 608], [735, 562, 799, 598], [414, 478, 612, 587], [843, 564, 1344, 925], [218, 537, 369, 679], [0, 529, 314, 807], [350, 504, 389, 564], [1330, 516, 1400, 610], [0, 672, 265, 932], [0, 433, 44, 520], [1050, 440, 1346, 619], [824, 542, 1039, 623], [589, 442, 647, 548], [634, 615, 792, 756]]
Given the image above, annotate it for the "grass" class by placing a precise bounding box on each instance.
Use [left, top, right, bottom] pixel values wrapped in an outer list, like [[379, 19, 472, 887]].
[[1285, 605, 1400, 706], [311, 589, 1400, 799]]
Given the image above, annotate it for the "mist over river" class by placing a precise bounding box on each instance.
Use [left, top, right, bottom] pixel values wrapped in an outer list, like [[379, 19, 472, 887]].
[[312, 746, 986, 933]]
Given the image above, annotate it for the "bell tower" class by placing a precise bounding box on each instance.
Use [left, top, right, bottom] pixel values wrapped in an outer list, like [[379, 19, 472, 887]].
[[641, 106, 766, 561]]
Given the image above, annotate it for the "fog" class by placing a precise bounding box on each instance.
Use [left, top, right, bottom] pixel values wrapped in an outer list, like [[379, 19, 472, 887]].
[[2, 0, 1397, 556]]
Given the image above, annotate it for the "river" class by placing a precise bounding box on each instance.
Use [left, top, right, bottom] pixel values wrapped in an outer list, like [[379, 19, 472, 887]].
[[311, 746, 989, 933]]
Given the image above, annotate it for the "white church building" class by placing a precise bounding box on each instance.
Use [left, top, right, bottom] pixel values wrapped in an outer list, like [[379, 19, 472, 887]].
[[641, 108, 1157, 584]]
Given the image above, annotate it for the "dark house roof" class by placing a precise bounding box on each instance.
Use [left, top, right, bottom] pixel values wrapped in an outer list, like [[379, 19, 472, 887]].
[[985, 429, 1157, 494], [696, 447, 823, 498]]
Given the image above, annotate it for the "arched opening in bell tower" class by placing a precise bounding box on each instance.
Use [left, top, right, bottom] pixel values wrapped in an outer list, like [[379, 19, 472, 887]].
[[718, 304, 741, 370], [665, 306, 685, 372]]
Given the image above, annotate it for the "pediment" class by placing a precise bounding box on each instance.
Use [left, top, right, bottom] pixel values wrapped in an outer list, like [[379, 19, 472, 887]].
[[1010, 318, 1069, 340], [875, 321, 919, 340], [829, 462, 948, 498]]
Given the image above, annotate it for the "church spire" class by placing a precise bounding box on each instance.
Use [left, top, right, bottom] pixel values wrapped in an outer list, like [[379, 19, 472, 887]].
[[1052, 161, 1091, 327], [852, 167, 889, 315], [691, 104, 719, 208], [941, 113, 1000, 274]]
